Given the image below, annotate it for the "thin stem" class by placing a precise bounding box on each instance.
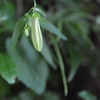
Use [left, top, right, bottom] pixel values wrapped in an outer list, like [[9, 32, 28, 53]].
[[51, 35, 68, 96], [33, 0, 36, 7]]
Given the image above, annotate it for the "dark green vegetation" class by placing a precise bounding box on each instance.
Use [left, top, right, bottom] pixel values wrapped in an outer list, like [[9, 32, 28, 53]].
[[0, 0, 100, 100]]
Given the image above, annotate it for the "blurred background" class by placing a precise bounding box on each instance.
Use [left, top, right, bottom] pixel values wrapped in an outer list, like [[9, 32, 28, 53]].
[[0, 0, 100, 100]]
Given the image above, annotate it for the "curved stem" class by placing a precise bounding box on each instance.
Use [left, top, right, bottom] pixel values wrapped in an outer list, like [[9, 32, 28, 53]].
[[34, 0, 36, 7], [51, 35, 68, 96]]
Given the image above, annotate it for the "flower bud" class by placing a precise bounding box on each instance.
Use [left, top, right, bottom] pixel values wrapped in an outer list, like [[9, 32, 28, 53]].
[[31, 17, 43, 52], [24, 28, 29, 36]]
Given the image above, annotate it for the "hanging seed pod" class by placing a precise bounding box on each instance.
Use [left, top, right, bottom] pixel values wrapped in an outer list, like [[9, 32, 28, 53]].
[[31, 17, 43, 52]]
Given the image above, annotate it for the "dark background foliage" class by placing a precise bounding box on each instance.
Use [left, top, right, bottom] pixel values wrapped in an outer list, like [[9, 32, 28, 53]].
[[0, 0, 100, 100]]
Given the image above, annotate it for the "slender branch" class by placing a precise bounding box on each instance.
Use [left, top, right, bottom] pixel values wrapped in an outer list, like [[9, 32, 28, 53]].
[[33, 0, 36, 7], [51, 36, 68, 96]]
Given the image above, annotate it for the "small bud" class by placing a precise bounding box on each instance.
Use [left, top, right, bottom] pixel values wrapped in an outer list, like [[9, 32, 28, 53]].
[[24, 28, 29, 36], [31, 17, 43, 52]]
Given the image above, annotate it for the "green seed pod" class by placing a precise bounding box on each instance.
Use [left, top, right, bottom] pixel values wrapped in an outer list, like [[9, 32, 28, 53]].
[[31, 17, 43, 52]]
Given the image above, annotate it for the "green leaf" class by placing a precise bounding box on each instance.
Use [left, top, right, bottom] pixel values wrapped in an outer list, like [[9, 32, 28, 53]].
[[12, 16, 27, 52], [41, 40, 56, 70], [7, 38, 49, 95], [40, 21, 67, 40], [35, 8, 47, 18], [67, 43, 83, 82], [16, 54, 48, 95], [0, 53, 17, 84], [78, 91, 97, 100]]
